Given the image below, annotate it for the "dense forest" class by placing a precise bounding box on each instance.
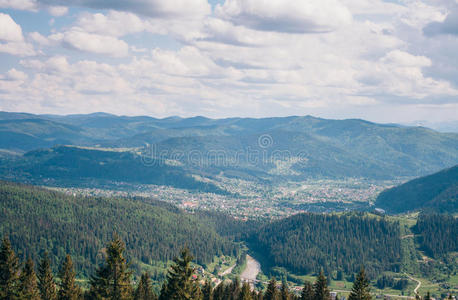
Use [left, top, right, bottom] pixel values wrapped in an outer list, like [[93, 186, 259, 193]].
[[413, 213, 458, 259], [250, 213, 402, 277], [0, 236, 383, 300], [0, 181, 240, 277]]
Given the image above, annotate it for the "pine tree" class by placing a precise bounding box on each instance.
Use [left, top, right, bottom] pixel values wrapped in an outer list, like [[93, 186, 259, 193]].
[[202, 279, 213, 300], [240, 282, 253, 300], [424, 292, 431, 300], [58, 255, 81, 300], [159, 247, 200, 300], [134, 272, 157, 300], [264, 278, 279, 300], [0, 237, 20, 300], [18, 258, 40, 300], [313, 270, 330, 300], [280, 279, 289, 300], [348, 268, 371, 300], [301, 281, 313, 300], [89, 237, 133, 300], [38, 252, 57, 300]]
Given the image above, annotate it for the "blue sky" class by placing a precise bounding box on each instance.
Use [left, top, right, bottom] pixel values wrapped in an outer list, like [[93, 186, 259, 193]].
[[0, 0, 457, 126]]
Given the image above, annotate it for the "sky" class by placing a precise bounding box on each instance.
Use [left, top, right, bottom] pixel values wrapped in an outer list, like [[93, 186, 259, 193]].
[[0, 0, 457, 125]]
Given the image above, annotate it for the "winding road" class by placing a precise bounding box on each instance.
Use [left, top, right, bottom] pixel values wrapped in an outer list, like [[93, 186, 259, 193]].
[[405, 273, 422, 295]]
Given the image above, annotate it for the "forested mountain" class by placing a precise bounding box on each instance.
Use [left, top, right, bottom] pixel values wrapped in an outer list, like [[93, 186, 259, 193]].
[[0, 181, 240, 277], [1, 112, 457, 185], [376, 165, 458, 213], [1, 235, 379, 300], [0, 146, 226, 193], [250, 213, 402, 277], [413, 213, 458, 259]]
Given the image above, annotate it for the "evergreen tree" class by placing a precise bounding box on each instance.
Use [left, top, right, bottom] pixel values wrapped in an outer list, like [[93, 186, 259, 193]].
[[348, 268, 371, 300], [58, 255, 81, 300], [18, 258, 40, 300], [0, 237, 20, 300], [202, 279, 213, 300], [89, 237, 133, 300], [240, 282, 253, 300], [313, 271, 330, 300], [280, 279, 289, 300], [38, 252, 57, 300], [424, 292, 431, 300], [213, 282, 225, 300], [159, 247, 200, 300], [264, 278, 279, 300], [134, 272, 157, 300], [301, 281, 313, 300]]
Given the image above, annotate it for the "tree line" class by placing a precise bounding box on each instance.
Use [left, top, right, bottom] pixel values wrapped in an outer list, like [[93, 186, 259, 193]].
[[0, 236, 379, 300], [413, 213, 458, 259], [251, 213, 402, 277]]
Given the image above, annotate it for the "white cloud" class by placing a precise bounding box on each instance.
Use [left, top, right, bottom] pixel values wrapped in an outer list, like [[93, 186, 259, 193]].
[[0, 0, 37, 11], [29, 31, 50, 46], [55, 29, 129, 57], [215, 0, 352, 33], [75, 11, 148, 37], [0, 13, 36, 56], [5, 68, 28, 81], [36, 0, 211, 18], [0, 13, 24, 42], [47, 5, 68, 16]]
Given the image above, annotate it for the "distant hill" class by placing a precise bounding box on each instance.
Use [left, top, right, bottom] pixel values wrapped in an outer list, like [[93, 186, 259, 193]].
[[0, 145, 227, 193], [0, 181, 240, 276], [0, 111, 457, 183], [375, 165, 458, 213]]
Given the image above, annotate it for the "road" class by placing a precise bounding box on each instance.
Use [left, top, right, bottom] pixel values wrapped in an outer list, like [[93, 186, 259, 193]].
[[240, 255, 261, 282], [219, 263, 236, 276], [405, 273, 422, 295]]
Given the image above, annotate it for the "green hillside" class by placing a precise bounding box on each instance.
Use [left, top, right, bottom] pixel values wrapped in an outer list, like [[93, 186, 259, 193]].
[[0, 146, 227, 193], [0, 181, 240, 277], [1, 112, 457, 183], [249, 213, 402, 278], [376, 165, 458, 213]]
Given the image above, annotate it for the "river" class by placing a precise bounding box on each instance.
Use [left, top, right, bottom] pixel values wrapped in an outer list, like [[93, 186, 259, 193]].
[[240, 255, 261, 282]]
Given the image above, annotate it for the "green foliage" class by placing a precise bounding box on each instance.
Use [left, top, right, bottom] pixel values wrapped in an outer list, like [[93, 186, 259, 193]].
[[264, 278, 279, 300], [376, 165, 458, 213], [0, 237, 20, 300], [38, 252, 57, 300], [413, 213, 458, 258], [134, 272, 157, 300], [251, 213, 401, 276], [89, 237, 133, 300], [202, 279, 213, 300], [301, 281, 313, 300], [240, 282, 253, 300], [159, 248, 201, 300], [58, 255, 81, 300], [348, 268, 371, 300], [313, 271, 330, 300], [18, 258, 40, 300], [0, 181, 240, 276]]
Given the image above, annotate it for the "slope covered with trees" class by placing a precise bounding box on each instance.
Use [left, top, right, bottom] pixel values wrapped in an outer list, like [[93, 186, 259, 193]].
[[0, 181, 240, 276], [376, 165, 458, 213], [250, 213, 402, 277], [1, 236, 378, 300], [413, 213, 458, 259]]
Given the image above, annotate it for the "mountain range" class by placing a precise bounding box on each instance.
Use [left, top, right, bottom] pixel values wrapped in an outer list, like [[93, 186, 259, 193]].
[[1, 111, 457, 190]]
